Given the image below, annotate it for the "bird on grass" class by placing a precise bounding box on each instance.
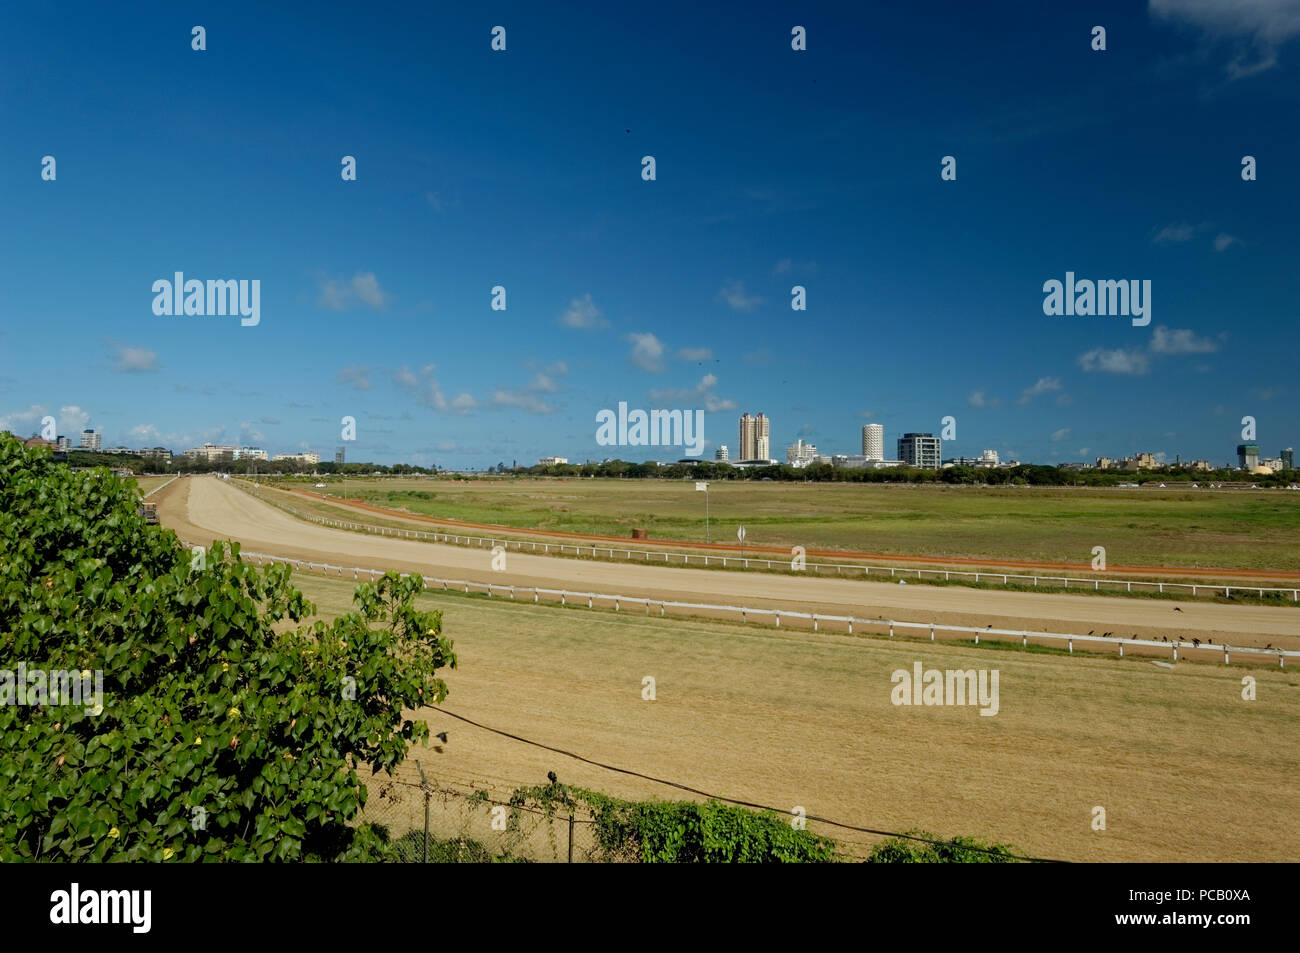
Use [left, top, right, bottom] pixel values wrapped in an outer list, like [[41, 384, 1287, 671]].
[[1192, 638, 1201, 648], [547, 771, 558, 785], [432, 731, 448, 753], [1088, 630, 1094, 636], [1174, 607, 1183, 613]]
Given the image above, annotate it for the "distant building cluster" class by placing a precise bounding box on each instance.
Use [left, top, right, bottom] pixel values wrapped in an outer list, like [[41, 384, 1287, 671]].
[[538, 456, 568, 465]]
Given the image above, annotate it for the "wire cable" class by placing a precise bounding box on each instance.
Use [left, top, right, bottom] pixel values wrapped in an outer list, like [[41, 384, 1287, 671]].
[[432, 706, 1068, 863]]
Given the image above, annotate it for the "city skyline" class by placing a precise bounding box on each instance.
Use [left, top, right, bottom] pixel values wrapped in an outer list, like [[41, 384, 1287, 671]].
[[2, 2, 1298, 469]]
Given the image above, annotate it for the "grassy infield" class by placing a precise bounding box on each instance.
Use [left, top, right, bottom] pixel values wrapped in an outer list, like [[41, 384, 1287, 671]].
[[267, 475, 1300, 572]]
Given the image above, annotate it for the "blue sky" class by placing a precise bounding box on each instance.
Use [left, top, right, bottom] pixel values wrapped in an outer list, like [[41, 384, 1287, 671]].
[[2, 1, 1297, 468]]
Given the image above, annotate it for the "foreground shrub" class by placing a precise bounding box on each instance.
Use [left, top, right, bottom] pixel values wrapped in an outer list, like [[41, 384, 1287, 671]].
[[866, 831, 1019, 863], [0, 435, 455, 861]]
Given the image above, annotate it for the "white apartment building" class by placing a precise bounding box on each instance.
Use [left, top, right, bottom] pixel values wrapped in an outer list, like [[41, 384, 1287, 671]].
[[538, 456, 568, 465], [715, 445, 729, 461], [861, 423, 884, 460], [79, 429, 101, 452], [786, 439, 818, 467]]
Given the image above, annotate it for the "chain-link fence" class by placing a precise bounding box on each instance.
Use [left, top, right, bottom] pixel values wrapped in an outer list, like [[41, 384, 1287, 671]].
[[358, 774, 887, 863], [358, 777, 639, 863]]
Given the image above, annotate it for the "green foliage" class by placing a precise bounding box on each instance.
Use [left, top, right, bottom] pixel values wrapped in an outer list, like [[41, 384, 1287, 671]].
[[865, 831, 1019, 863], [0, 435, 455, 861], [389, 829, 531, 863], [509, 780, 841, 863]]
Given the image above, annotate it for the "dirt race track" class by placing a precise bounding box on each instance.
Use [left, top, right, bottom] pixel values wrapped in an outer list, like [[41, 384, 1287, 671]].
[[157, 476, 1300, 653], [155, 476, 1300, 861]]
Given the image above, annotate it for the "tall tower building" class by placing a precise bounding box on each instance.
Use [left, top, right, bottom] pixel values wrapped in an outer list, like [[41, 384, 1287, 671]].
[[1237, 443, 1259, 469], [79, 429, 101, 452], [862, 424, 884, 460], [715, 445, 729, 461], [738, 413, 771, 461], [738, 414, 753, 460], [1282, 448, 1293, 470], [335, 446, 346, 466]]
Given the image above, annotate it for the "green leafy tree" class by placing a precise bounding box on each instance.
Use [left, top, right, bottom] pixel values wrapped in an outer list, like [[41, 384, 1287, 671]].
[[0, 435, 455, 861]]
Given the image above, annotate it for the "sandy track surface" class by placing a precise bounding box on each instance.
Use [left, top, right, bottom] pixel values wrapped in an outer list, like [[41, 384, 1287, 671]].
[[155, 476, 1300, 652]]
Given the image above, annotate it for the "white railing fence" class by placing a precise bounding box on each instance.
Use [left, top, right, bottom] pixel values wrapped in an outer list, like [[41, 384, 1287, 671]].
[[180, 534, 1297, 669]]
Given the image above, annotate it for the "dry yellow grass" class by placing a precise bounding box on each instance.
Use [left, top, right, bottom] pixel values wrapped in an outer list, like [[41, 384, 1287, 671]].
[[291, 571, 1300, 863]]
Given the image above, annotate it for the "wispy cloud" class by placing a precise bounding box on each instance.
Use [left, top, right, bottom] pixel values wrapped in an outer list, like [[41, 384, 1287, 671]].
[[676, 347, 713, 361], [1150, 0, 1300, 78], [1152, 221, 1199, 243], [716, 280, 763, 312], [394, 364, 476, 414], [649, 373, 737, 412], [337, 364, 373, 390], [112, 344, 159, 373], [1150, 326, 1220, 354], [1214, 232, 1241, 251], [1077, 347, 1150, 375], [1050, 427, 1071, 442], [967, 389, 1003, 409], [1018, 376, 1063, 405]]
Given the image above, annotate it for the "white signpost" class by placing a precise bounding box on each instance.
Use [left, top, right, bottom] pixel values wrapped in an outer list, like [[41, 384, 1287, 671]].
[[696, 481, 709, 542]]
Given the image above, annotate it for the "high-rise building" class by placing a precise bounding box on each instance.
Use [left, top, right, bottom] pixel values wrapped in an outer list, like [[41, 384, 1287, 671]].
[[1282, 448, 1294, 470], [898, 433, 942, 469], [335, 446, 345, 465], [1237, 443, 1259, 469], [861, 424, 884, 460], [79, 429, 101, 452], [715, 445, 729, 461], [56, 435, 71, 451], [738, 413, 770, 461]]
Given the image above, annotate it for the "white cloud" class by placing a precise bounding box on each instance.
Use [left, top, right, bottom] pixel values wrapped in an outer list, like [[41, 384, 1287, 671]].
[[1077, 348, 1150, 375], [649, 373, 738, 412], [1214, 232, 1241, 251], [425, 192, 443, 212], [626, 332, 666, 372], [967, 389, 1003, 409], [351, 272, 386, 309], [1050, 428, 1071, 442], [1149, 325, 1220, 354], [113, 345, 159, 373], [559, 293, 607, 329], [394, 364, 473, 414], [316, 271, 388, 311], [716, 280, 763, 312], [1018, 376, 1063, 405]]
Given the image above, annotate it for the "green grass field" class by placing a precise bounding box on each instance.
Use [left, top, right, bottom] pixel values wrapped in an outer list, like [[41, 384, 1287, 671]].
[[131, 475, 173, 497], [271, 476, 1300, 572]]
